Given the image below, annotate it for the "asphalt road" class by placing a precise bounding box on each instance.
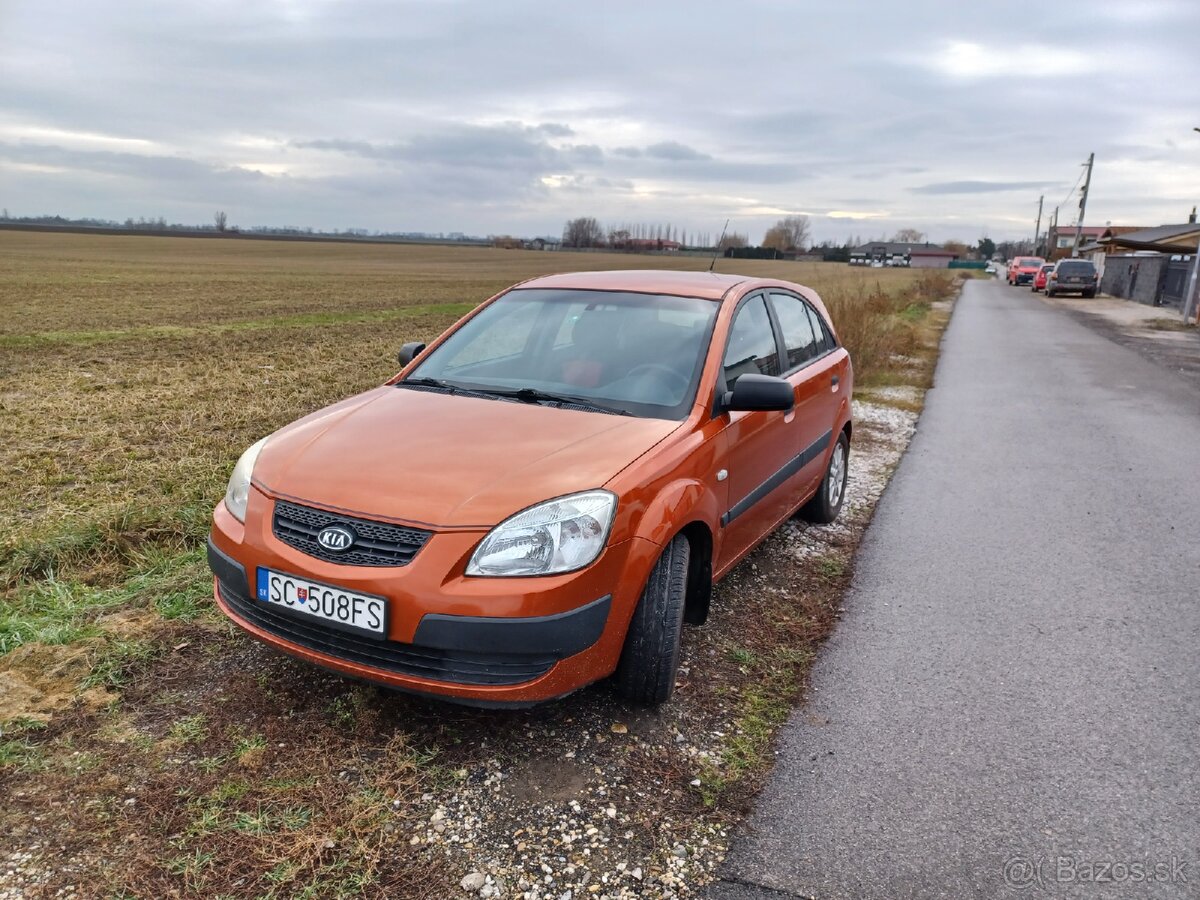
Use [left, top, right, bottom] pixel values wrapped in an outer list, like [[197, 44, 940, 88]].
[[709, 277, 1200, 899]]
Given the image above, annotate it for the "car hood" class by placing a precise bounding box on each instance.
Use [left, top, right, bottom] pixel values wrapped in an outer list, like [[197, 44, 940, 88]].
[[252, 386, 680, 528]]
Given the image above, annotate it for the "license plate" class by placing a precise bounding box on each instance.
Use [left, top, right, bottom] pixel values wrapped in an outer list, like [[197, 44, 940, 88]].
[[255, 568, 386, 636], [1068, 277, 1081, 283]]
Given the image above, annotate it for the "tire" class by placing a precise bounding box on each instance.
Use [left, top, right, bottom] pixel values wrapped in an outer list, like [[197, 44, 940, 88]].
[[615, 534, 690, 706], [800, 432, 849, 524]]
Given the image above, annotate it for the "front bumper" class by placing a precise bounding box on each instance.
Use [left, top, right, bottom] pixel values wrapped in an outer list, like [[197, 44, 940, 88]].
[[1014, 272, 1036, 284], [207, 493, 659, 705]]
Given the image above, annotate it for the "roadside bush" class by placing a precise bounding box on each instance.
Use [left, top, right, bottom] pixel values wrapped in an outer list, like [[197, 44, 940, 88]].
[[822, 271, 952, 383]]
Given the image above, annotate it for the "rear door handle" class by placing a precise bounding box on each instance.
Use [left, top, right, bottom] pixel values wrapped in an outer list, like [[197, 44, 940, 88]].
[[831, 375, 840, 386]]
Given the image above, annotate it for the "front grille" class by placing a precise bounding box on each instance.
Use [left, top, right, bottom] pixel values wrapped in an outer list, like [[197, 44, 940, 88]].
[[219, 585, 556, 686], [272, 500, 432, 567]]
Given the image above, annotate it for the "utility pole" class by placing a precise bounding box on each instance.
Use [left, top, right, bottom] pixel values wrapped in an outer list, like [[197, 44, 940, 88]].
[[1185, 233, 1200, 324], [1184, 131, 1200, 324], [1034, 195, 1043, 256], [1048, 206, 1059, 259], [1072, 152, 1094, 258]]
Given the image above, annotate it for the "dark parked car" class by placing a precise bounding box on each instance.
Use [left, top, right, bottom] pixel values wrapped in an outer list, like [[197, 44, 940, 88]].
[[1046, 259, 1099, 297]]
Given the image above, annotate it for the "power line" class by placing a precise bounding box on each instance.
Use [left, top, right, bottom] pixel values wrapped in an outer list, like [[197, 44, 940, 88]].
[[1056, 163, 1087, 215]]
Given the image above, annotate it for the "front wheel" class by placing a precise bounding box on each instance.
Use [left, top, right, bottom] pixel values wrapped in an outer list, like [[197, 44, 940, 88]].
[[800, 432, 849, 524], [615, 534, 690, 706]]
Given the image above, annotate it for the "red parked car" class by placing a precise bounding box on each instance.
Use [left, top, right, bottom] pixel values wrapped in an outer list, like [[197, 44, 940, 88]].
[[1007, 256, 1045, 286], [1031, 263, 1056, 293]]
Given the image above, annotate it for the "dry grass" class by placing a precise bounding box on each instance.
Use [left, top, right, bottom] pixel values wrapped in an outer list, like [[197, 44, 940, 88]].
[[0, 230, 958, 898], [0, 231, 929, 337]]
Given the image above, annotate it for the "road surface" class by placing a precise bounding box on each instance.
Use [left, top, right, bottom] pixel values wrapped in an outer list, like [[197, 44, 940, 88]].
[[708, 277, 1200, 898]]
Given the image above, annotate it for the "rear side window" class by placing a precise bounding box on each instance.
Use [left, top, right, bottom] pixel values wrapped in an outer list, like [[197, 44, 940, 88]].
[[723, 295, 780, 386], [806, 304, 835, 353], [770, 292, 819, 370]]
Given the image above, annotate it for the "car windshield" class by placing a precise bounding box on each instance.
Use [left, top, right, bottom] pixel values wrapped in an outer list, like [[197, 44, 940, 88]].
[[406, 288, 719, 420], [1019, 259, 1044, 267], [1056, 261, 1095, 275], [1041, 265, 1055, 272]]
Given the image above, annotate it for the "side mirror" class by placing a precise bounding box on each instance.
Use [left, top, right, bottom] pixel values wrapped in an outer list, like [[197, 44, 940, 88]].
[[721, 374, 794, 413], [397, 342, 426, 366]]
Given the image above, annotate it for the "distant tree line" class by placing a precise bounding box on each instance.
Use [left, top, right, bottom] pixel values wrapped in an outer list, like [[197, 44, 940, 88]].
[[561, 217, 722, 249], [0, 209, 511, 244], [560, 215, 811, 253], [0, 207, 996, 259]]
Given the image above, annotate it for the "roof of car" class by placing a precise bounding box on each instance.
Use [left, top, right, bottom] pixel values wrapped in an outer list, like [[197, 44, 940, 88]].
[[515, 269, 751, 301]]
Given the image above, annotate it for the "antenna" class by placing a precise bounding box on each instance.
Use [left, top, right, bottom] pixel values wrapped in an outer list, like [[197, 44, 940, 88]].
[[708, 219, 730, 272]]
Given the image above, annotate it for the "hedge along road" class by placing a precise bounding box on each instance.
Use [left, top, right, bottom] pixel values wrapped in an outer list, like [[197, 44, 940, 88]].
[[708, 277, 1200, 899]]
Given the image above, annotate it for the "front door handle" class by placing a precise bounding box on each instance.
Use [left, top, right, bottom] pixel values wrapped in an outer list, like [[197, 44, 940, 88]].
[[831, 374, 840, 386]]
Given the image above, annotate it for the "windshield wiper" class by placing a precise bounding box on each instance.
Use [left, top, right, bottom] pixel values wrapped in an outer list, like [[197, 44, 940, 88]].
[[396, 377, 492, 399], [476, 386, 631, 415]]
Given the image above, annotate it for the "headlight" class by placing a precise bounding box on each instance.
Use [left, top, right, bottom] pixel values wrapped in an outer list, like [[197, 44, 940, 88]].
[[223, 437, 268, 523], [466, 490, 617, 577]]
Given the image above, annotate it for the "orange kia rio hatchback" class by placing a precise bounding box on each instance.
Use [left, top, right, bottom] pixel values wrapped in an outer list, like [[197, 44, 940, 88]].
[[207, 270, 853, 707]]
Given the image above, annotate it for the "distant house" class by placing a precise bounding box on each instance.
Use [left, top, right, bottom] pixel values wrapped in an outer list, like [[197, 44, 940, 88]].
[[1082, 222, 1200, 310], [1046, 224, 1144, 263], [849, 241, 957, 268], [525, 237, 561, 251], [627, 238, 682, 253]]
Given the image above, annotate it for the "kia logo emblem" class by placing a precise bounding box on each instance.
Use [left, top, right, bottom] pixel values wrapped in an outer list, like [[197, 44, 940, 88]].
[[316, 525, 355, 552]]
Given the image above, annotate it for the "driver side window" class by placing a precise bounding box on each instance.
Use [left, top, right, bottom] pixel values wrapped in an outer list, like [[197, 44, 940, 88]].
[[722, 295, 780, 387]]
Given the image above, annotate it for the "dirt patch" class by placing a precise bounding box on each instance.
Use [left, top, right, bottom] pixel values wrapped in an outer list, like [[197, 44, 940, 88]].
[[501, 754, 592, 806], [0, 644, 98, 723]]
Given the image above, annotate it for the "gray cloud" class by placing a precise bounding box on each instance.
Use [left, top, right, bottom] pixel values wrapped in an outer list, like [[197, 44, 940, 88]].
[[644, 141, 712, 162], [1, 0, 1197, 242]]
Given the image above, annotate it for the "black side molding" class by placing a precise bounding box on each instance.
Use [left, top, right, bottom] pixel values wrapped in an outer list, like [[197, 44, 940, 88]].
[[414, 594, 612, 660], [207, 537, 252, 599], [721, 429, 833, 526]]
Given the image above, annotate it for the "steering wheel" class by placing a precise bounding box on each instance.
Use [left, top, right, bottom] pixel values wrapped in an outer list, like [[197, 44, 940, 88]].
[[626, 363, 689, 392]]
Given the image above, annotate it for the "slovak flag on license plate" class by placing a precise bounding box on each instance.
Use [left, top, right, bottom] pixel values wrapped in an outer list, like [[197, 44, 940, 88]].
[[297, 587, 308, 601]]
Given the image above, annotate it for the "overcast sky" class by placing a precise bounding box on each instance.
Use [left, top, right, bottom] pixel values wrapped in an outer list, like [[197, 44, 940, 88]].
[[2, 0, 1198, 244]]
